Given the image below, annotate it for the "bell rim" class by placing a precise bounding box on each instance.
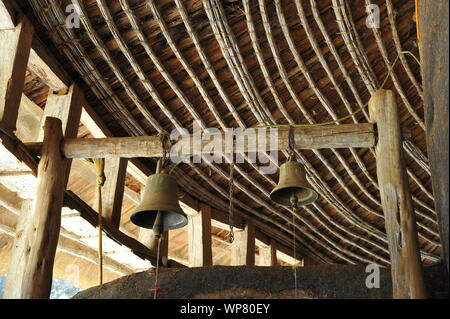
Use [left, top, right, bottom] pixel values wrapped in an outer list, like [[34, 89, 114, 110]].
[[270, 186, 318, 207], [130, 209, 188, 230]]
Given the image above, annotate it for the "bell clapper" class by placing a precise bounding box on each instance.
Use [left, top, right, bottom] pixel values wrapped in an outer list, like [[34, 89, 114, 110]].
[[289, 193, 299, 210]]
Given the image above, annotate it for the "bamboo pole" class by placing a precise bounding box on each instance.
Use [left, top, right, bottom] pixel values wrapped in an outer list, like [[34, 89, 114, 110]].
[[369, 90, 426, 299]]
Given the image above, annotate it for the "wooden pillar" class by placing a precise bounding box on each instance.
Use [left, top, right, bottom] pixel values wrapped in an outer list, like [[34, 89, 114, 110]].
[[418, 0, 449, 271], [39, 83, 82, 186], [230, 222, 255, 266], [99, 158, 127, 227], [0, 15, 33, 133], [4, 118, 66, 299], [369, 90, 427, 299], [259, 240, 277, 266], [188, 203, 212, 267], [38, 84, 82, 141]]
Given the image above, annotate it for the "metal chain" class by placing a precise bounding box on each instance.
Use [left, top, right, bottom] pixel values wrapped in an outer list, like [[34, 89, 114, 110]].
[[228, 161, 235, 243]]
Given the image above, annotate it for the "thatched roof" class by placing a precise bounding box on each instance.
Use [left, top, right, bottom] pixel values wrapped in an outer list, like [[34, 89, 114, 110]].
[[8, 0, 439, 275]]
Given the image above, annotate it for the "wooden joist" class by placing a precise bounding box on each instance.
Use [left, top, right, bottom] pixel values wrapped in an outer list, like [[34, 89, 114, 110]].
[[188, 203, 213, 267], [230, 222, 255, 266], [0, 15, 33, 133], [100, 158, 128, 227], [259, 240, 277, 266], [369, 90, 426, 299]]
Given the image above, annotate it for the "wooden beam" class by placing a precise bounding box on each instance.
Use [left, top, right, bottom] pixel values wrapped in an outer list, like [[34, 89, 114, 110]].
[[0, 15, 33, 133], [99, 158, 127, 227], [418, 0, 449, 271], [38, 84, 82, 142], [28, 37, 71, 92], [0, 0, 15, 29], [26, 123, 376, 159], [188, 203, 213, 267], [230, 222, 255, 266], [369, 90, 427, 299], [4, 118, 66, 299], [259, 240, 277, 266]]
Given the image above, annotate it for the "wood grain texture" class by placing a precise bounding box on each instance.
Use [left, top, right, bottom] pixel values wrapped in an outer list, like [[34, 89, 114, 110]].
[[231, 222, 255, 266], [4, 118, 65, 299], [0, 15, 33, 133], [419, 0, 449, 271], [188, 203, 212, 267], [259, 240, 277, 266], [369, 90, 426, 299], [100, 157, 127, 227]]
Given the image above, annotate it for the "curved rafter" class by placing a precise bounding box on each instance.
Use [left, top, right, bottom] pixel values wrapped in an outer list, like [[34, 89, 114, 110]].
[[25, 0, 441, 265]]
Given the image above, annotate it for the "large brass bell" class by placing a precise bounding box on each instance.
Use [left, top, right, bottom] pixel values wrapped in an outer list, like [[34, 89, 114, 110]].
[[131, 173, 188, 232], [270, 159, 318, 208]]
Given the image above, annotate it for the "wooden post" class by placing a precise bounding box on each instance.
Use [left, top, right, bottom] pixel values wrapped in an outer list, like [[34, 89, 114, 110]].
[[99, 158, 127, 227], [38, 84, 82, 141], [418, 0, 449, 271], [0, 15, 33, 133], [4, 118, 66, 299], [39, 83, 82, 186], [369, 90, 427, 299], [259, 240, 277, 266], [230, 222, 255, 266], [188, 203, 212, 267]]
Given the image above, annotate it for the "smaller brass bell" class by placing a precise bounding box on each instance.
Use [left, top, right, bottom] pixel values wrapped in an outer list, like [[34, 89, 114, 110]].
[[270, 159, 318, 207], [131, 173, 188, 231]]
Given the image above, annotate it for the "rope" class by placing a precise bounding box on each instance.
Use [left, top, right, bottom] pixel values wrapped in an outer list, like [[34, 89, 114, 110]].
[[292, 208, 298, 298], [253, 51, 421, 129], [152, 235, 163, 299], [93, 158, 105, 285]]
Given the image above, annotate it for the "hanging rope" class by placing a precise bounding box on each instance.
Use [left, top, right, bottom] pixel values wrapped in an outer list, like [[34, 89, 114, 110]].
[[151, 234, 163, 299], [93, 158, 105, 285], [292, 210, 298, 298]]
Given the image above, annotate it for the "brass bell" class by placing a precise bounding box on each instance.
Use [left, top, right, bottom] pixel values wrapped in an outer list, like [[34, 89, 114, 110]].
[[131, 173, 188, 232], [270, 159, 318, 208]]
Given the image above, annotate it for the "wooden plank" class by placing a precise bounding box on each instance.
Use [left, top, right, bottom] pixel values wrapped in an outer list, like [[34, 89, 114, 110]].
[[4, 118, 66, 299], [230, 222, 255, 266], [0, 15, 33, 133], [100, 158, 127, 227], [259, 240, 277, 266], [188, 203, 213, 267], [369, 90, 427, 299], [26, 123, 376, 159], [418, 0, 449, 271]]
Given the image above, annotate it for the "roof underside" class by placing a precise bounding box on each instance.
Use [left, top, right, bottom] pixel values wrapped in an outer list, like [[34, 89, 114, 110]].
[[14, 0, 440, 267]]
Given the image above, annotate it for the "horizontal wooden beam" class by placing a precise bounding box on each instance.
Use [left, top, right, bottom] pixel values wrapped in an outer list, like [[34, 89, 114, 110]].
[[25, 123, 375, 158]]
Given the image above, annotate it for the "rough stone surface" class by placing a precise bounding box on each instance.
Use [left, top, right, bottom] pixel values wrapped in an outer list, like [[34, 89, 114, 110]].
[[73, 262, 448, 299]]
